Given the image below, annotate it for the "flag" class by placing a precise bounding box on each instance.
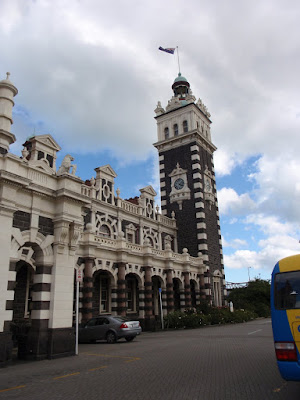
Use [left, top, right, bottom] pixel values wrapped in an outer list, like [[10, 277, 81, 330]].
[[159, 46, 175, 54]]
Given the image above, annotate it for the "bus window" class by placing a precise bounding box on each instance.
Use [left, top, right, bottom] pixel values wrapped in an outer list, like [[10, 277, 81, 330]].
[[274, 271, 300, 310]]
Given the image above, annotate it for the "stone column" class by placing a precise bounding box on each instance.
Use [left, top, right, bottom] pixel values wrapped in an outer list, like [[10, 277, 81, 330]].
[[111, 282, 118, 316], [165, 269, 174, 313], [183, 272, 191, 308], [81, 258, 94, 324], [144, 266, 153, 318], [199, 273, 206, 300], [116, 262, 126, 316], [204, 271, 212, 303], [0, 205, 16, 366], [22, 264, 52, 361], [138, 284, 145, 319]]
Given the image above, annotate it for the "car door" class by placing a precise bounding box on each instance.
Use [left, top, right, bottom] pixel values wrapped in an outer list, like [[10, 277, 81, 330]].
[[83, 318, 98, 342], [100, 317, 111, 338], [94, 317, 111, 339]]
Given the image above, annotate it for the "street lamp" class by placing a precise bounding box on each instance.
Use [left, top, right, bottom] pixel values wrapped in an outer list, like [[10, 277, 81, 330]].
[[248, 266, 252, 282]]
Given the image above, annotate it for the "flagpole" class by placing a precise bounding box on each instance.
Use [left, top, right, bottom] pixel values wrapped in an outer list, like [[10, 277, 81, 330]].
[[177, 46, 181, 74]]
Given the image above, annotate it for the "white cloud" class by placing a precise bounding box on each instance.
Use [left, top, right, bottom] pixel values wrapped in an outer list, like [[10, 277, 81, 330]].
[[214, 149, 242, 176], [224, 235, 300, 277], [222, 237, 248, 249], [248, 155, 300, 222], [218, 187, 256, 216]]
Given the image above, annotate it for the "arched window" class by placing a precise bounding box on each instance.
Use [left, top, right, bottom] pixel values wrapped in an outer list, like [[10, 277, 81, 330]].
[[173, 124, 178, 136], [99, 224, 110, 237], [183, 120, 188, 133], [164, 127, 169, 139]]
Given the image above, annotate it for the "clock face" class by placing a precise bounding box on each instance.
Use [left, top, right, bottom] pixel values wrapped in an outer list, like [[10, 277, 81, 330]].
[[174, 178, 184, 190]]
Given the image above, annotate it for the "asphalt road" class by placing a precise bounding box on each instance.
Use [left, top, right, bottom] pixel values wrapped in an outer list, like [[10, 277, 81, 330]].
[[0, 318, 299, 399]]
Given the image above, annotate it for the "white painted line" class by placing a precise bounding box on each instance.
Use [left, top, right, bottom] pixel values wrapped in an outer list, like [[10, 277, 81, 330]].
[[248, 329, 262, 335]]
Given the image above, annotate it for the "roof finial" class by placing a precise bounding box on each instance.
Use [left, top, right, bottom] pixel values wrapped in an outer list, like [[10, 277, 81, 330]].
[[6, 72, 10, 80]]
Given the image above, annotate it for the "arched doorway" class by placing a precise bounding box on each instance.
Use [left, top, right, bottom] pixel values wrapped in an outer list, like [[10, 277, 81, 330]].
[[173, 278, 181, 310], [11, 261, 34, 352], [190, 280, 197, 308], [125, 273, 140, 316], [93, 270, 113, 315]]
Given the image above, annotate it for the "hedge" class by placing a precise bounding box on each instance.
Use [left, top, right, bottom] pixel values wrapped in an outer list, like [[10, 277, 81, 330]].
[[163, 305, 257, 330]]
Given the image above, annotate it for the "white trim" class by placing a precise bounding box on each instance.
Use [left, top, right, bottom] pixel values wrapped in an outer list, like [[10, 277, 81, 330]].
[[196, 212, 205, 218], [193, 172, 201, 180], [190, 145, 199, 152], [191, 154, 200, 161], [194, 192, 203, 199], [192, 163, 201, 170]]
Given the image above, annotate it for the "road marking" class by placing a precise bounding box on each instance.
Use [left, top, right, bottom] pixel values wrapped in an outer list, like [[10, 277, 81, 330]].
[[53, 372, 80, 380], [125, 357, 140, 363], [84, 353, 140, 362], [248, 329, 262, 335], [88, 366, 108, 371], [273, 382, 287, 392], [0, 385, 26, 393]]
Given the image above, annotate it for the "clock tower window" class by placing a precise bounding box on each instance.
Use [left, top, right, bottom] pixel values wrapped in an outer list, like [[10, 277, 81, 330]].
[[164, 127, 169, 139], [174, 124, 178, 136], [183, 120, 188, 133]]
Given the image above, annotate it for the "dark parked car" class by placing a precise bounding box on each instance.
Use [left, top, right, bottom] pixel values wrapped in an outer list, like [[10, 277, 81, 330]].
[[79, 316, 142, 344]]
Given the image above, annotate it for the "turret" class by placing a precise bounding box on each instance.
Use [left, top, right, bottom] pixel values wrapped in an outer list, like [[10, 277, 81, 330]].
[[0, 72, 18, 154]]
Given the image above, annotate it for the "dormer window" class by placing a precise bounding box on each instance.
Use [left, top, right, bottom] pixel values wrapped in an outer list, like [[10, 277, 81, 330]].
[[183, 120, 188, 133], [174, 124, 178, 136], [164, 127, 169, 139]]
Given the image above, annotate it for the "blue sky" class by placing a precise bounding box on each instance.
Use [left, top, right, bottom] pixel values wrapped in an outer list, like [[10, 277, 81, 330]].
[[2, 0, 300, 283]]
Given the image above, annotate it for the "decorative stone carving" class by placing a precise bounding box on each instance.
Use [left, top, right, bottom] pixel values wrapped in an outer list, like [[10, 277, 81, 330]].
[[196, 98, 211, 118], [168, 163, 191, 210], [57, 154, 77, 176]]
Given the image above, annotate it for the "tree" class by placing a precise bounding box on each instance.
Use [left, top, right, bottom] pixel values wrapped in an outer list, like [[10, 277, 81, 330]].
[[227, 279, 270, 317]]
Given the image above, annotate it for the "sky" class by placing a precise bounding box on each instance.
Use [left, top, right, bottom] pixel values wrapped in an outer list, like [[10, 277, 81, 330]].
[[1, 0, 300, 283]]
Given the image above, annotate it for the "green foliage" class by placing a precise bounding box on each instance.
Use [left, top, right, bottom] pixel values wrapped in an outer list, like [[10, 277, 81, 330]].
[[163, 306, 256, 330], [227, 278, 271, 317]]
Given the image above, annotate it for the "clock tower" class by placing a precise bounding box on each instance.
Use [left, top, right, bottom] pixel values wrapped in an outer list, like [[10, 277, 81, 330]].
[[153, 73, 226, 306]]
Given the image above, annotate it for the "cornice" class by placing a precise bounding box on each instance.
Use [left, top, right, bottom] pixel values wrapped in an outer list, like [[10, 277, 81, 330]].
[[155, 102, 212, 123], [153, 130, 217, 154]]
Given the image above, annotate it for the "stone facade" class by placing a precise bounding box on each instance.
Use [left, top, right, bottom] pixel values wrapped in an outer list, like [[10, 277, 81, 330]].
[[0, 72, 225, 366]]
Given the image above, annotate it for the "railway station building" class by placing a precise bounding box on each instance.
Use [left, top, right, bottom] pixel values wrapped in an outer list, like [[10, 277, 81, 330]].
[[0, 72, 226, 364]]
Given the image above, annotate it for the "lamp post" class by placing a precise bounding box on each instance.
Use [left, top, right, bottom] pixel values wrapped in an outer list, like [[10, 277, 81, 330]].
[[248, 266, 252, 282]]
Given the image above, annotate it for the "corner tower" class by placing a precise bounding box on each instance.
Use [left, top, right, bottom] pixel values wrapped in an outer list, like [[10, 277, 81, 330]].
[[153, 73, 226, 306]]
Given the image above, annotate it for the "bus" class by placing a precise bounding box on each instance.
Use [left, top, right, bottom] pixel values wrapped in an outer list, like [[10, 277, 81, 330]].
[[271, 254, 300, 381]]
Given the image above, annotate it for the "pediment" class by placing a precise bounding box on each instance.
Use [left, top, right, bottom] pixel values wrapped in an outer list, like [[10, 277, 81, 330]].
[[33, 135, 61, 151], [95, 164, 117, 178], [169, 162, 187, 177], [140, 185, 157, 197]]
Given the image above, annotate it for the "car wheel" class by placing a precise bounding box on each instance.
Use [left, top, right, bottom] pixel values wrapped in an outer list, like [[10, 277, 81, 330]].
[[125, 336, 135, 342], [106, 331, 117, 344]]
